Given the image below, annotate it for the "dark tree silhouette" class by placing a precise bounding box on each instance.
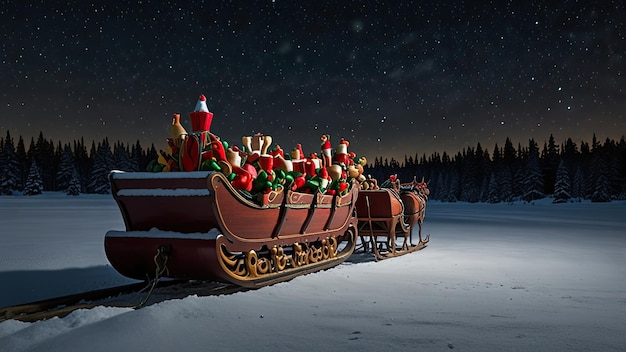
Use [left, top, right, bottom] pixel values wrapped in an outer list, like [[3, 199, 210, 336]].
[[486, 172, 500, 203], [1, 131, 22, 194], [23, 160, 44, 196], [496, 166, 514, 202], [66, 168, 82, 196], [113, 142, 134, 171], [459, 147, 480, 203], [553, 160, 571, 203], [571, 166, 585, 201], [590, 158, 611, 202], [87, 138, 115, 194], [55, 144, 78, 191], [521, 139, 545, 202]]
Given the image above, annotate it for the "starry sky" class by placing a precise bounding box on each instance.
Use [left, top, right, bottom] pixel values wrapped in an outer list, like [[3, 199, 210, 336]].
[[1, 1, 625, 161]]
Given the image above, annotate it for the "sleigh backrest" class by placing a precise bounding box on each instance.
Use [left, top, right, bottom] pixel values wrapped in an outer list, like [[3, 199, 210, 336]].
[[355, 189, 403, 219]]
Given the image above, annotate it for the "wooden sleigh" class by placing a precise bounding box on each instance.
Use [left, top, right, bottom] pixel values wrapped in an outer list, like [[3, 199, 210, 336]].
[[355, 177, 429, 260], [105, 171, 359, 288]]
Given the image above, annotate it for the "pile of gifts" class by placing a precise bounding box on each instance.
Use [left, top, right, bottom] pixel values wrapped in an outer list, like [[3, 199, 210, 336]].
[[146, 94, 374, 199]]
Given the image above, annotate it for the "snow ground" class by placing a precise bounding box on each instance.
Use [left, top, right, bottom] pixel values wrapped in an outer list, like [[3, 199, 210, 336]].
[[1, 194, 625, 351]]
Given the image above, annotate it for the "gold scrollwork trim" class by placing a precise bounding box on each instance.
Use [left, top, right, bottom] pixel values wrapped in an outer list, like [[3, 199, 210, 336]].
[[218, 237, 341, 281]]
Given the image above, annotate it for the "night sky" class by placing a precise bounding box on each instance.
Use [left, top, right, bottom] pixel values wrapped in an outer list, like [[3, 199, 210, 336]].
[[1, 1, 624, 161]]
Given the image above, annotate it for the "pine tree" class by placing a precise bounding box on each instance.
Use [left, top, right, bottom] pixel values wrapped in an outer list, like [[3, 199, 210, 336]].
[[55, 144, 77, 191], [541, 134, 560, 194], [114, 142, 134, 171], [442, 169, 459, 202], [0, 132, 22, 195], [479, 176, 490, 202], [129, 140, 142, 171], [73, 138, 90, 192], [432, 172, 445, 200], [571, 166, 585, 200], [521, 139, 545, 202], [33, 132, 55, 191], [617, 178, 626, 201], [510, 143, 527, 199], [502, 137, 516, 162], [87, 139, 114, 194], [23, 160, 44, 196], [459, 147, 480, 202], [552, 160, 571, 203], [66, 168, 82, 196], [144, 144, 158, 171], [476, 144, 492, 202], [496, 166, 513, 202], [604, 138, 622, 196], [511, 167, 525, 200], [591, 158, 611, 202], [15, 136, 27, 191], [486, 172, 500, 203], [0, 141, 8, 195]]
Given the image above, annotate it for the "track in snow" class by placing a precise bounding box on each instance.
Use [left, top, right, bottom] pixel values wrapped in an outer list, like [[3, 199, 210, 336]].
[[0, 280, 247, 323]]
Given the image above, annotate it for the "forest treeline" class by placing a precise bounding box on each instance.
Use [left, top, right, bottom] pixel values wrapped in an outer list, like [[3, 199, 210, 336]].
[[368, 134, 626, 203], [0, 131, 157, 196], [1, 130, 625, 203]]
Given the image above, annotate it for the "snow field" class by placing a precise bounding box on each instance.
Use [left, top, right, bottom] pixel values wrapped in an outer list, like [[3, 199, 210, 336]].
[[0, 195, 625, 351]]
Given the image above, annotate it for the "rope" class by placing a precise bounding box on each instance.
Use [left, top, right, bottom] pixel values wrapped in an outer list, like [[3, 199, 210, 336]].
[[135, 246, 170, 309]]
